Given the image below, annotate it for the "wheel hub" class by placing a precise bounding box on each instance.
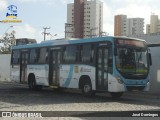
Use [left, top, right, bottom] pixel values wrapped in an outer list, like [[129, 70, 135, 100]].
[[84, 84, 90, 93]]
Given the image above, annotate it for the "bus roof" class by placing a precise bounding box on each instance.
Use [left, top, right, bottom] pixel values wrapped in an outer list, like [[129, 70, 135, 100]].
[[12, 36, 145, 50]]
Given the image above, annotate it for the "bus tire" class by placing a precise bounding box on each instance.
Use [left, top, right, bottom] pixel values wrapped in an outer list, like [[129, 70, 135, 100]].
[[110, 92, 123, 98], [82, 81, 95, 97], [28, 75, 42, 91], [28, 77, 36, 90]]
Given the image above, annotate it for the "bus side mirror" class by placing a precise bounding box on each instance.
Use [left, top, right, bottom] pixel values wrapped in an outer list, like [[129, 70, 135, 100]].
[[148, 53, 152, 66], [114, 48, 117, 56]]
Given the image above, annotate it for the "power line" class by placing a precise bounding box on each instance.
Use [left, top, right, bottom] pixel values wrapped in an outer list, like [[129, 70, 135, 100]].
[[42, 27, 50, 41]]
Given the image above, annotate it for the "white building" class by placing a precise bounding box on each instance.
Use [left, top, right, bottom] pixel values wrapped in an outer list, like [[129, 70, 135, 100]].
[[114, 15, 144, 36], [126, 18, 144, 36], [66, 0, 103, 38], [146, 14, 160, 34]]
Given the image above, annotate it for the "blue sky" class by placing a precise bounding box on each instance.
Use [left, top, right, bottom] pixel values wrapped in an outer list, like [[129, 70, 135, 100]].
[[0, 0, 160, 43]]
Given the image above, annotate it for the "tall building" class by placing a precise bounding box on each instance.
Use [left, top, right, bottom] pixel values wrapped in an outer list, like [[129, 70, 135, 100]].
[[66, 0, 103, 38], [114, 15, 127, 36], [126, 18, 144, 36], [146, 14, 160, 34], [114, 15, 144, 36]]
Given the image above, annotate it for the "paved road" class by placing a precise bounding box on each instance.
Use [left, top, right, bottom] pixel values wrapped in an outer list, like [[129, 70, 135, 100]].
[[0, 82, 160, 118]]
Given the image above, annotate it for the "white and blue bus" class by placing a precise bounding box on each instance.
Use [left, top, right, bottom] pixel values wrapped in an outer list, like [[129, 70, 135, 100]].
[[11, 36, 152, 98]]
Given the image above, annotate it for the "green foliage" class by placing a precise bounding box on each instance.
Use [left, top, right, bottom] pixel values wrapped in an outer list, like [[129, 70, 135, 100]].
[[0, 31, 16, 54]]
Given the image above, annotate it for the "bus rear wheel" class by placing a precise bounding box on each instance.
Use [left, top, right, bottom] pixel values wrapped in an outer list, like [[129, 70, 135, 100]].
[[28, 75, 42, 91], [110, 92, 123, 98], [82, 82, 95, 97], [28, 78, 36, 90]]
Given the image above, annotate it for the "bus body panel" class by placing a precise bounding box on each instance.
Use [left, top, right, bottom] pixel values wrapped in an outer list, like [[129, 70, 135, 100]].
[[108, 73, 125, 92], [27, 65, 49, 86], [60, 64, 96, 90], [144, 82, 150, 91], [10, 36, 151, 96], [11, 65, 20, 83]]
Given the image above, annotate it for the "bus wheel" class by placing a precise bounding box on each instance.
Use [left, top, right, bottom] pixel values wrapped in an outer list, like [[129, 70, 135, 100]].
[[110, 92, 123, 98], [82, 82, 95, 97], [28, 75, 42, 91], [28, 78, 36, 90]]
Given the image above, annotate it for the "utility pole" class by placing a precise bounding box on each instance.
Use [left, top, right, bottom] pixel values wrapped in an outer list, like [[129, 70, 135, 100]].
[[42, 27, 50, 41]]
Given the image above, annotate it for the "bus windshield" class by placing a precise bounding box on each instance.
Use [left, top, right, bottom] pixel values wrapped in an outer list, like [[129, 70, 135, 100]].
[[115, 39, 149, 79]]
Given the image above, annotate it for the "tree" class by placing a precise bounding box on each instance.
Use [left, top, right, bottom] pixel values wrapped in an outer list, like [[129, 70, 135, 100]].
[[0, 30, 16, 54]]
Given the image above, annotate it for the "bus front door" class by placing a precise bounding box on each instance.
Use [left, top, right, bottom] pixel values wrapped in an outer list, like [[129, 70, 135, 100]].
[[96, 47, 108, 91], [20, 51, 28, 83], [49, 50, 61, 86]]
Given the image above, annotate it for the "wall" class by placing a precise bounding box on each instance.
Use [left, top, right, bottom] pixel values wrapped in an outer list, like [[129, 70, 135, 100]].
[[0, 54, 11, 82], [149, 46, 160, 94]]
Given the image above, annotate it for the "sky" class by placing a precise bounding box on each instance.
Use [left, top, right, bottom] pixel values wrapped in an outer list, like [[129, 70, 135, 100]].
[[0, 0, 160, 43]]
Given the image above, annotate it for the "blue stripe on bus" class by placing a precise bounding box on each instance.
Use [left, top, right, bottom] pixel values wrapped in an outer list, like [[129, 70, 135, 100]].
[[62, 65, 74, 87], [12, 37, 114, 50]]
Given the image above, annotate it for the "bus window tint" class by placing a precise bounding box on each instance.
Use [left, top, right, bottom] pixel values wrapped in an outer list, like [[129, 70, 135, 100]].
[[12, 50, 20, 64], [30, 49, 36, 63], [38, 48, 48, 63], [63, 46, 77, 63], [81, 44, 94, 63], [108, 47, 113, 73]]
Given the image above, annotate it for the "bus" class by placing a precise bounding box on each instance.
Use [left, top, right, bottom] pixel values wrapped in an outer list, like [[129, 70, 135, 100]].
[[10, 36, 152, 98]]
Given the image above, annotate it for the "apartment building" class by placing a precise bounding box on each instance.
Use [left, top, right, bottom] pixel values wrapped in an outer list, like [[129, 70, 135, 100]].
[[66, 0, 103, 38], [114, 15, 144, 36], [146, 14, 160, 34], [114, 15, 127, 36]]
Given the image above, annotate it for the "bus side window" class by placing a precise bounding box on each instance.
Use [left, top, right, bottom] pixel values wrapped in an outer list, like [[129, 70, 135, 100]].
[[62, 46, 77, 63], [36, 49, 40, 63], [45, 48, 49, 63], [81, 44, 94, 63], [38, 48, 48, 64], [12, 50, 20, 64], [108, 47, 113, 74], [76, 45, 79, 62], [62, 47, 66, 63], [30, 49, 36, 63], [79, 45, 82, 62]]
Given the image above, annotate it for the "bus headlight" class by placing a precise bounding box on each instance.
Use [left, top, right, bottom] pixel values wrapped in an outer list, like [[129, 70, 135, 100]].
[[116, 76, 123, 84]]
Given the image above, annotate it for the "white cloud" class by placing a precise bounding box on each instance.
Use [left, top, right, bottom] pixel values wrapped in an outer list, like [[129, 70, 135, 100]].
[[13, 24, 63, 42], [60, 0, 73, 4], [0, 0, 8, 11], [103, 23, 114, 36], [102, 1, 113, 35], [14, 24, 43, 42], [15, 0, 73, 6], [16, 0, 55, 6], [115, 4, 151, 24]]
